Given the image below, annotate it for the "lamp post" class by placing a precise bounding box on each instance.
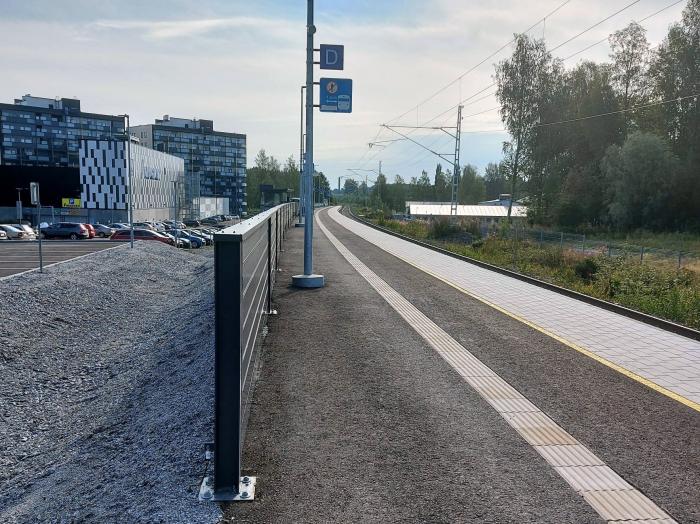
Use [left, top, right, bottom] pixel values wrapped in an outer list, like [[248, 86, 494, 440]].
[[292, 0, 324, 288], [119, 114, 134, 248]]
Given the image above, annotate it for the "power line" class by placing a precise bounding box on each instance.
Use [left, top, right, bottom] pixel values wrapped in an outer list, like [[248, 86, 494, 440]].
[[562, 0, 686, 61], [537, 93, 699, 127], [549, 0, 641, 53], [386, 0, 574, 125]]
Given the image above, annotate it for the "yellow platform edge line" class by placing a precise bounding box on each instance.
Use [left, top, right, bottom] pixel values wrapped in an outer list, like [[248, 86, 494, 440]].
[[382, 244, 700, 414]]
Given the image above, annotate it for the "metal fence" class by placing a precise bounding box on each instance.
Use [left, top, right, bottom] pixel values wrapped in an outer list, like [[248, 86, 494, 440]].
[[210, 201, 297, 500], [484, 226, 700, 272]]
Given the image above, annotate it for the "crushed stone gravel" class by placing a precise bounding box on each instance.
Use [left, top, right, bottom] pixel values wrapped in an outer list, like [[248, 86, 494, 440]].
[[0, 242, 220, 523]]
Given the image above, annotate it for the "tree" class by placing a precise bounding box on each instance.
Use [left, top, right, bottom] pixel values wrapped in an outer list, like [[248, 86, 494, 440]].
[[433, 163, 450, 201], [483, 162, 508, 199], [601, 132, 680, 230], [609, 23, 651, 114], [495, 34, 558, 219], [344, 178, 359, 193], [458, 164, 485, 204]]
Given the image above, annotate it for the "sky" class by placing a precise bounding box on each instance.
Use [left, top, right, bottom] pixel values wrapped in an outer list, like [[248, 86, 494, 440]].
[[0, 0, 688, 187]]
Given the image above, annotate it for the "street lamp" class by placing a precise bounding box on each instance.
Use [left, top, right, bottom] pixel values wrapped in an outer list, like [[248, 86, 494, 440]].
[[117, 115, 134, 248]]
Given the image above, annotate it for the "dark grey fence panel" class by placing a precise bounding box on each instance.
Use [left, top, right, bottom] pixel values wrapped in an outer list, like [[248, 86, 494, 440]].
[[212, 202, 297, 501]]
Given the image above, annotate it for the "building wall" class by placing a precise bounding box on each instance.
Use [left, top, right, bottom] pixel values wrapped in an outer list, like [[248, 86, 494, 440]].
[[131, 118, 247, 217], [79, 139, 184, 220], [199, 197, 229, 217]]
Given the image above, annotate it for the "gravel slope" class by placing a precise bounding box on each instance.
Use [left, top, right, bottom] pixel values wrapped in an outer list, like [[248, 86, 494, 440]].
[[0, 242, 219, 523]]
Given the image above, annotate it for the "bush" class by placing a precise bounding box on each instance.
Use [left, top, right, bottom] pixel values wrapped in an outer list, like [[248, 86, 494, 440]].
[[428, 218, 458, 239], [575, 258, 599, 281]]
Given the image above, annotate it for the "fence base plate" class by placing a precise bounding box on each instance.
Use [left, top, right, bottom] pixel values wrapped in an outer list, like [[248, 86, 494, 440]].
[[292, 274, 325, 288], [294, 222, 305, 228], [198, 476, 257, 502]]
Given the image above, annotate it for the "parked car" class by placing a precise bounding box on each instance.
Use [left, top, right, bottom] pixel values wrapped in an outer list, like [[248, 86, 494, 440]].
[[132, 222, 156, 231], [40, 223, 90, 240], [184, 219, 201, 227], [171, 229, 204, 248], [93, 224, 116, 238], [10, 224, 37, 240], [83, 224, 96, 238], [109, 223, 130, 230], [0, 230, 7, 240], [201, 217, 220, 226], [110, 228, 174, 245], [189, 229, 213, 245], [0, 224, 31, 240]]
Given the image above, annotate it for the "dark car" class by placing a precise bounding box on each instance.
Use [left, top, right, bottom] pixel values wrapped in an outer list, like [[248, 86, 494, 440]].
[[93, 224, 116, 238], [40, 223, 90, 240], [110, 228, 174, 245], [184, 219, 201, 227]]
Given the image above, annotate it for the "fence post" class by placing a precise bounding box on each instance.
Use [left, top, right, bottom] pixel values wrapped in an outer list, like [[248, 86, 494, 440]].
[[213, 235, 242, 500], [267, 217, 273, 315], [581, 234, 586, 254], [678, 251, 682, 269], [560, 231, 564, 250], [608, 246, 612, 258], [539, 230, 543, 247], [640, 246, 644, 263]]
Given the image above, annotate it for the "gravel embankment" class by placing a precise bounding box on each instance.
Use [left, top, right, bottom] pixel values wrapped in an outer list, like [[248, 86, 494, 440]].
[[0, 242, 219, 523]]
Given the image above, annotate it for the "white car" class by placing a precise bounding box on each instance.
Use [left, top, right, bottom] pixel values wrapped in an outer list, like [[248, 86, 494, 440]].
[[11, 224, 37, 240], [0, 230, 7, 240], [0, 224, 30, 240]]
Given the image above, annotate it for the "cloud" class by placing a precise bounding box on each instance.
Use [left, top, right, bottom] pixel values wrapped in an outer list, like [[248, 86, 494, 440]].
[[93, 16, 296, 40]]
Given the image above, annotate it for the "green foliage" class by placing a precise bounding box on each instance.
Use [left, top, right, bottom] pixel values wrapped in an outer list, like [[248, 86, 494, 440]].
[[375, 217, 700, 329], [574, 258, 599, 281]]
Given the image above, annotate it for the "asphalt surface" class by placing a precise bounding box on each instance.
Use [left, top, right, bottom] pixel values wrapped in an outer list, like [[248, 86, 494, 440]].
[[324, 207, 699, 523], [224, 212, 602, 523], [0, 240, 122, 278]]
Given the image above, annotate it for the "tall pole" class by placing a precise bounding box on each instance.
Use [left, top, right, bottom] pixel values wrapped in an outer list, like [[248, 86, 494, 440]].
[[298, 85, 305, 224], [125, 115, 134, 248], [304, 0, 314, 273], [292, 0, 324, 288], [451, 104, 463, 218]]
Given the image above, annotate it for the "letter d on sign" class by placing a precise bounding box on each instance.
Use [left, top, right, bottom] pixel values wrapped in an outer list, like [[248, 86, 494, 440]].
[[319, 44, 344, 70]]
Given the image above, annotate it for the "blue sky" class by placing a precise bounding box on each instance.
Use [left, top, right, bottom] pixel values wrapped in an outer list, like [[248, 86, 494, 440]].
[[0, 0, 687, 184]]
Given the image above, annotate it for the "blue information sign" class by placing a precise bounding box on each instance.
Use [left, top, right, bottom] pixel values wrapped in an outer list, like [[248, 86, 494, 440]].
[[319, 78, 352, 113], [320, 44, 344, 70]]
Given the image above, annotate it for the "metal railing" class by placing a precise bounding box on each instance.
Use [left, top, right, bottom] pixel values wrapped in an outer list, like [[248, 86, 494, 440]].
[[211, 201, 297, 500]]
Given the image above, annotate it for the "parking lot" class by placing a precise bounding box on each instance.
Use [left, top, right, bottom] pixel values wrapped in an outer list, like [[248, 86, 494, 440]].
[[0, 240, 123, 278]]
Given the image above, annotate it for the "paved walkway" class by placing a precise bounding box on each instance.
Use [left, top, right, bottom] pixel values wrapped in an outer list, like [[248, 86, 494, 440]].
[[327, 207, 700, 410], [226, 208, 699, 523], [0, 240, 123, 278]]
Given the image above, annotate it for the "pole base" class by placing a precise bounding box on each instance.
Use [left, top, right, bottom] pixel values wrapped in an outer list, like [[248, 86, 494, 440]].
[[294, 221, 305, 228], [198, 475, 257, 502], [292, 274, 325, 288]]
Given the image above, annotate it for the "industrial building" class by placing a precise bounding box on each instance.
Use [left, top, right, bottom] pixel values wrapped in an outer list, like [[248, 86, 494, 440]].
[[131, 116, 247, 218], [405, 200, 528, 226]]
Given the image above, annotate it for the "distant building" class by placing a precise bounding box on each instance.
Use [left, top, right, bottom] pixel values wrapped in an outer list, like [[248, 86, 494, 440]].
[[405, 201, 527, 226], [0, 94, 125, 167], [260, 185, 292, 211], [79, 139, 184, 222], [131, 116, 247, 218], [478, 194, 516, 207]]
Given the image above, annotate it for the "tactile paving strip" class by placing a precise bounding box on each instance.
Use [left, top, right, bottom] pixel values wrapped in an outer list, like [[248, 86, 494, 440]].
[[318, 210, 677, 524]]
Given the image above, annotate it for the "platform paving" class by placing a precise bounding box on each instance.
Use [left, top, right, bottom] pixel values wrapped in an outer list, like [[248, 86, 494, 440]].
[[327, 207, 700, 409], [224, 214, 603, 523]]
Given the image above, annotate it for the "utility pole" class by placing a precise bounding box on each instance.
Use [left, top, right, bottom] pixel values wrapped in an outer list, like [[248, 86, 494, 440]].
[[123, 114, 134, 248], [450, 105, 463, 217], [298, 85, 305, 226], [292, 0, 324, 288]]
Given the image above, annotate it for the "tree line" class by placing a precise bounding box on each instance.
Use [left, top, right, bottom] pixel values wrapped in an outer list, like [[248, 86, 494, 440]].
[[246, 150, 330, 212]]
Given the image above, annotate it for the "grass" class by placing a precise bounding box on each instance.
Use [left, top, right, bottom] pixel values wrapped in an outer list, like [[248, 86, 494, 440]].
[[370, 216, 700, 330]]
